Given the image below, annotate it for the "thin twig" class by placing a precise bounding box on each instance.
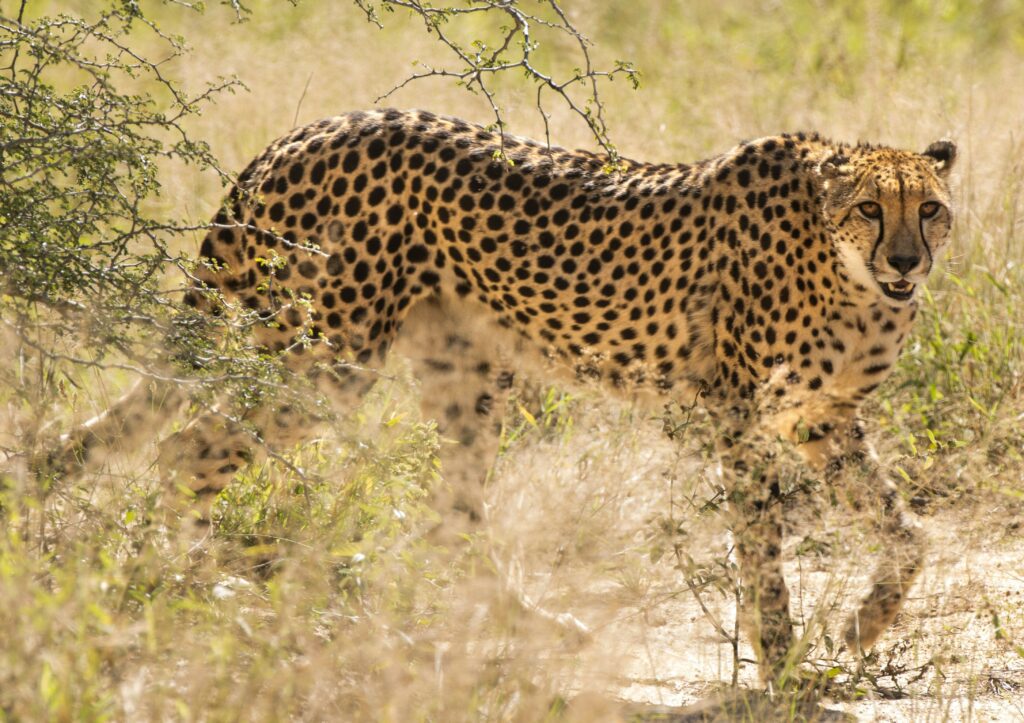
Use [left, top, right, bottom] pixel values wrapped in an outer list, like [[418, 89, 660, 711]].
[[356, 0, 638, 166]]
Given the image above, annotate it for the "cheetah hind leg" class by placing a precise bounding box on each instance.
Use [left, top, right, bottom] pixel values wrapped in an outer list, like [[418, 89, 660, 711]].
[[40, 378, 188, 481], [154, 401, 325, 527], [396, 297, 590, 645], [152, 358, 398, 533], [35, 376, 276, 549]]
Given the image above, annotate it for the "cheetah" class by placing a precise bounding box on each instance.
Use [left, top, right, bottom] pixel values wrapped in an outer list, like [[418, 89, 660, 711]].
[[53, 109, 956, 687]]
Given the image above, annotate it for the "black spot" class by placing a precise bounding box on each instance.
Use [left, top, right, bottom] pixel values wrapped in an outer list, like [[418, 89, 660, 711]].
[[367, 138, 386, 159], [310, 160, 326, 185], [407, 244, 429, 263], [420, 270, 440, 286]]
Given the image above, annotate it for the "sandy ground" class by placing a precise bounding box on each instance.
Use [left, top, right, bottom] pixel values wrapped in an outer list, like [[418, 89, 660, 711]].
[[486, 405, 1024, 721]]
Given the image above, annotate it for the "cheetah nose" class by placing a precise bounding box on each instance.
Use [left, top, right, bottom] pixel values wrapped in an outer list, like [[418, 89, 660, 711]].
[[886, 255, 921, 276]]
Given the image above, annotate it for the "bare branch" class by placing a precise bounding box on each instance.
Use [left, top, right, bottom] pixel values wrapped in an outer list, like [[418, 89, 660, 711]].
[[355, 0, 639, 167]]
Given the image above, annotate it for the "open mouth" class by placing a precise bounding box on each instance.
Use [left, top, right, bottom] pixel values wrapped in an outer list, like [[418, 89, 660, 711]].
[[880, 279, 916, 300]]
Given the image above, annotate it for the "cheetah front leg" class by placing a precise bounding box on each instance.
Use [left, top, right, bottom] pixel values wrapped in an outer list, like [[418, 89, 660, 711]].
[[841, 466, 924, 654], [724, 447, 797, 687], [717, 396, 836, 689], [797, 418, 925, 655]]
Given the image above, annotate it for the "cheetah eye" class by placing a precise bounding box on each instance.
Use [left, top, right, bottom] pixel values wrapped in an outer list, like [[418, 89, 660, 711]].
[[857, 201, 882, 220], [919, 201, 942, 219]]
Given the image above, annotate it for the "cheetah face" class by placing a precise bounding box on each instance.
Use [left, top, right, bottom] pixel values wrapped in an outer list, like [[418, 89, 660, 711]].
[[820, 140, 956, 303]]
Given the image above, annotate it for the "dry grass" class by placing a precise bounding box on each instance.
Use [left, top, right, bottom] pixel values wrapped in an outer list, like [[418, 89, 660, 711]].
[[2, 1, 1024, 720]]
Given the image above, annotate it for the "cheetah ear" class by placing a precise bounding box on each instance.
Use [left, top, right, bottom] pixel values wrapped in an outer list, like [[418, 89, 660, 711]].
[[818, 153, 852, 180], [923, 139, 956, 177]]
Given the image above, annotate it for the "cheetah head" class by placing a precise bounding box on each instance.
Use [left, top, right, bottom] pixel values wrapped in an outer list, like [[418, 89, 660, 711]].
[[818, 140, 956, 303]]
